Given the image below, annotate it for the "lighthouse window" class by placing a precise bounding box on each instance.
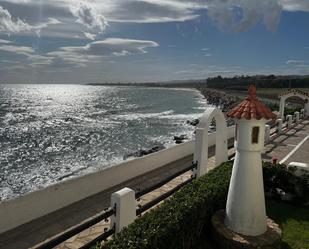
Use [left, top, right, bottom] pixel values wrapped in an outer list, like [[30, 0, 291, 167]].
[[252, 126, 259, 144]]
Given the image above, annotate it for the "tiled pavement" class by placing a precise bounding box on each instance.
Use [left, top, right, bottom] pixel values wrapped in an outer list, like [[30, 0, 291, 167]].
[[1, 120, 308, 249], [262, 119, 309, 164], [285, 138, 309, 165]]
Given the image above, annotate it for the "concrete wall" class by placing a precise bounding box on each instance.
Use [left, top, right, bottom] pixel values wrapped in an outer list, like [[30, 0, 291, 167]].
[[0, 126, 235, 234]]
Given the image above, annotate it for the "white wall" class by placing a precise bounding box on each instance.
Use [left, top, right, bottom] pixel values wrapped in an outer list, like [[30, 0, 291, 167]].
[[0, 126, 236, 234]]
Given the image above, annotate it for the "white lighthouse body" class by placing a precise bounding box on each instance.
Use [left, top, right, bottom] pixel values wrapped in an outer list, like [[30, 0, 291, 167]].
[[224, 84, 276, 236], [225, 119, 267, 236]]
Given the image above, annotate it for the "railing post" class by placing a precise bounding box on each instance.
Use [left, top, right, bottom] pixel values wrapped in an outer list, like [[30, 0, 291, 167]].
[[193, 128, 208, 177], [286, 115, 292, 129], [111, 187, 136, 233], [300, 109, 305, 119], [264, 124, 270, 143], [294, 111, 300, 123], [277, 119, 282, 134]]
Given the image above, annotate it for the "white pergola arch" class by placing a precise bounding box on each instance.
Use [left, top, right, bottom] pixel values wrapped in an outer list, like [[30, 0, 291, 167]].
[[278, 89, 309, 120], [193, 107, 228, 176]]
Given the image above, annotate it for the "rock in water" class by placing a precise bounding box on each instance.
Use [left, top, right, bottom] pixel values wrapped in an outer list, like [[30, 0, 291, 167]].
[[123, 144, 166, 160]]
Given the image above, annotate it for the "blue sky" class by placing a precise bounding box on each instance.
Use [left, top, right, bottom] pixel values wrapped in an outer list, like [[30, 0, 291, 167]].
[[0, 0, 309, 84]]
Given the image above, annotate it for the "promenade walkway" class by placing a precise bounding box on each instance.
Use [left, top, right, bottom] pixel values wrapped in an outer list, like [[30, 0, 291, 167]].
[[262, 119, 309, 163], [0, 120, 308, 249]]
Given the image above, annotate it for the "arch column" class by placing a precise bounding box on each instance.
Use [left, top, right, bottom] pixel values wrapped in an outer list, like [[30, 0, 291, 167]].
[[215, 123, 228, 166], [193, 128, 208, 177], [193, 107, 228, 177]]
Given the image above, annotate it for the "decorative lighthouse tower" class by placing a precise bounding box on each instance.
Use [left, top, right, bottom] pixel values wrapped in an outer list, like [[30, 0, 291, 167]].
[[225, 84, 276, 236]]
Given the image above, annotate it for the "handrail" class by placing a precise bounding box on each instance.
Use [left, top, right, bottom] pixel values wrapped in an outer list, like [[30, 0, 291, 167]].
[[228, 152, 236, 160], [270, 123, 277, 129], [35, 207, 115, 249], [78, 225, 115, 249], [135, 162, 197, 199], [136, 177, 195, 216]]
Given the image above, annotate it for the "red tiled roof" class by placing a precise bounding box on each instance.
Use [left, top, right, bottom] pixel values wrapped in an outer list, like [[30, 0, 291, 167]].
[[227, 85, 277, 120]]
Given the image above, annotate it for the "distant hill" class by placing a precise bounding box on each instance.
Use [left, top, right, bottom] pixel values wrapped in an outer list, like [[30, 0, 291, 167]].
[[88, 75, 309, 89], [206, 75, 309, 89], [88, 79, 207, 88]]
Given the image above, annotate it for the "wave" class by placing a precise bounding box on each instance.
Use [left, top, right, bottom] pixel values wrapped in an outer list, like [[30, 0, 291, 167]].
[[112, 110, 175, 121], [158, 113, 202, 121]]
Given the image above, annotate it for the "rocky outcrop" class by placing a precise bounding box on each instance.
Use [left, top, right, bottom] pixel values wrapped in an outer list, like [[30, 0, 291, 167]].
[[197, 88, 240, 126], [197, 88, 240, 113], [123, 144, 166, 160], [173, 134, 187, 144], [186, 119, 199, 126]]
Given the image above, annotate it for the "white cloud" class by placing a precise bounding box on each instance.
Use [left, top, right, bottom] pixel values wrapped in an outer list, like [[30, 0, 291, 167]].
[[2, 0, 309, 39], [0, 38, 12, 43], [279, 0, 309, 12], [0, 44, 34, 56], [206, 0, 282, 32], [0, 5, 31, 33], [174, 64, 241, 78], [0, 41, 54, 67], [51, 38, 158, 56], [84, 32, 96, 40], [70, 2, 107, 33], [45, 37, 159, 67], [286, 60, 305, 65], [0, 6, 61, 34], [101, 0, 199, 23]]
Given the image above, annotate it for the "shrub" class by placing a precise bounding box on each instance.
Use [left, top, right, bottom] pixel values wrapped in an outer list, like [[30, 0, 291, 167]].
[[263, 162, 309, 205], [284, 106, 302, 116], [96, 161, 308, 249], [98, 162, 233, 249]]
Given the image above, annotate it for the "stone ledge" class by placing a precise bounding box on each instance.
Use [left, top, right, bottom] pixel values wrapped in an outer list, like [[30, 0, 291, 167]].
[[211, 210, 282, 249]]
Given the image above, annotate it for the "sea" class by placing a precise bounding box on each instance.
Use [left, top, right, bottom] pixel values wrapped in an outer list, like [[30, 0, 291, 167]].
[[0, 84, 207, 201]]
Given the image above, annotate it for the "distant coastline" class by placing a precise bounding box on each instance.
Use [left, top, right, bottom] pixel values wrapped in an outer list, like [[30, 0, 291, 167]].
[[87, 78, 308, 113]]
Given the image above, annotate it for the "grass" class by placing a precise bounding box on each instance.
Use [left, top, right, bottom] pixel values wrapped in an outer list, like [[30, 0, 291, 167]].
[[196, 202, 309, 249], [266, 201, 309, 249]]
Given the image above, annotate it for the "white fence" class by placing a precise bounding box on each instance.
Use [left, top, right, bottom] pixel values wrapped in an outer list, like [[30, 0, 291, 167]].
[[0, 126, 235, 234], [0, 109, 304, 234]]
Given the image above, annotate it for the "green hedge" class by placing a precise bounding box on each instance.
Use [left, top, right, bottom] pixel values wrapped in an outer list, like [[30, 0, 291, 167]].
[[284, 107, 302, 116], [96, 162, 308, 249], [98, 162, 233, 249]]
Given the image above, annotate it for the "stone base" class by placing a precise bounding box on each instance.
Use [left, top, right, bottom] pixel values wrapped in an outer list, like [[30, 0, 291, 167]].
[[211, 210, 282, 249]]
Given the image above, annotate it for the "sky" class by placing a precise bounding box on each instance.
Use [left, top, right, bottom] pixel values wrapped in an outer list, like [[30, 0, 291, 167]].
[[0, 0, 309, 84]]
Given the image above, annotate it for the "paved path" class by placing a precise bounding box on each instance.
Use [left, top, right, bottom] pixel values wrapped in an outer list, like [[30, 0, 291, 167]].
[[262, 119, 309, 164], [284, 138, 309, 165]]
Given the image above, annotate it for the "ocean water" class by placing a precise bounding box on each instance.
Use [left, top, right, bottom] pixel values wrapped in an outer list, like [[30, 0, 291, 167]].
[[0, 84, 207, 201]]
